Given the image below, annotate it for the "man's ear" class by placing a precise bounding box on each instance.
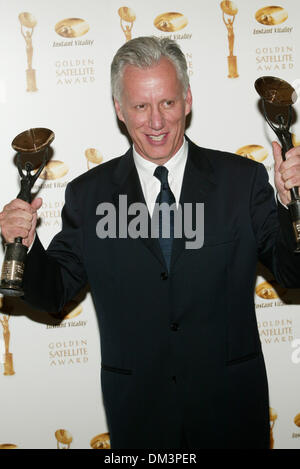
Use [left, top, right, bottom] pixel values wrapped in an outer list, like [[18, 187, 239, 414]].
[[114, 99, 125, 122], [184, 86, 193, 117]]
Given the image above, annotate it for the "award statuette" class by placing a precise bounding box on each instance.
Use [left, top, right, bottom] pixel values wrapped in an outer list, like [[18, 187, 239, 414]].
[[255, 76, 300, 253], [0, 128, 55, 296], [19, 12, 38, 92], [220, 1, 239, 78], [118, 7, 136, 42]]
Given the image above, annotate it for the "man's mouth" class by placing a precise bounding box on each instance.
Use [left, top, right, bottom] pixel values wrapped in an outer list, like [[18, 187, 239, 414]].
[[147, 133, 167, 142]]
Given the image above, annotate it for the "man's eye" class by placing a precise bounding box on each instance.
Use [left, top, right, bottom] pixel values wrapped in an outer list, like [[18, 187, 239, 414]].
[[135, 104, 146, 110], [164, 100, 174, 107]]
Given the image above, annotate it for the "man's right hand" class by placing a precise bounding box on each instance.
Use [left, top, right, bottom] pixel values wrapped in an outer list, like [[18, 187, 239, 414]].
[[0, 197, 42, 248]]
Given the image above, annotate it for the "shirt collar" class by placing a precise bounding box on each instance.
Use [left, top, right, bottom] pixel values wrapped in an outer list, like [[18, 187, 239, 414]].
[[133, 137, 188, 180]]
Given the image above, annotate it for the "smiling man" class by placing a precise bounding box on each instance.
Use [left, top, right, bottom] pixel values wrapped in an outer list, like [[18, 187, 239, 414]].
[[1, 36, 300, 450], [113, 55, 192, 165]]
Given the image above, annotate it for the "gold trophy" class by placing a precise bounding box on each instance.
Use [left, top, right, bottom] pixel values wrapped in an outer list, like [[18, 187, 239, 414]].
[[0, 128, 55, 296], [255, 76, 300, 253], [220, 1, 239, 78], [90, 432, 110, 449], [269, 408, 277, 449], [0, 296, 15, 376], [118, 7, 136, 42], [0, 315, 14, 376], [55, 429, 73, 449], [19, 12, 38, 92]]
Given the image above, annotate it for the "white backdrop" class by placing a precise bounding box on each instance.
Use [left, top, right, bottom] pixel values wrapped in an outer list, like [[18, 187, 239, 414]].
[[0, 0, 299, 449]]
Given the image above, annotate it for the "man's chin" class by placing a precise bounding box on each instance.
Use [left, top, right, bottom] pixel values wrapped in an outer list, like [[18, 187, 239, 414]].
[[137, 146, 175, 163]]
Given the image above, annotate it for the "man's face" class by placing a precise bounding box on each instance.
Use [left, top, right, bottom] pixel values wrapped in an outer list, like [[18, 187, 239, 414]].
[[114, 57, 192, 165]]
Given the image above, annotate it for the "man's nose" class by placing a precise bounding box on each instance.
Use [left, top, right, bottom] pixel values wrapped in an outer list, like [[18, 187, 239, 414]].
[[149, 106, 164, 130]]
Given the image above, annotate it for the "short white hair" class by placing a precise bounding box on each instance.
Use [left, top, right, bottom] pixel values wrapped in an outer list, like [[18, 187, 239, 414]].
[[111, 36, 190, 102]]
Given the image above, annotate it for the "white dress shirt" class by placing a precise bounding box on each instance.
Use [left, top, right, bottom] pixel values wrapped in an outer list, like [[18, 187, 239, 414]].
[[133, 138, 188, 216]]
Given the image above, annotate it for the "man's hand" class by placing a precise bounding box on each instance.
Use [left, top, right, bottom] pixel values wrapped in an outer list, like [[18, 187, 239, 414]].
[[0, 197, 42, 248], [272, 141, 300, 206]]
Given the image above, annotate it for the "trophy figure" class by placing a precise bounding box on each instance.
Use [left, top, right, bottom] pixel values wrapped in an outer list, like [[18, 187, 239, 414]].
[[269, 408, 277, 449], [19, 12, 38, 92], [255, 76, 300, 253], [220, 1, 239, 78], [118, 7, 136, 42], [0, 128, 55, 296], [0, 314, 15, 376]]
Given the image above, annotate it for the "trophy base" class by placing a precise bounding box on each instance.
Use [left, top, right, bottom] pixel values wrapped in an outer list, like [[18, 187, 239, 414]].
[[0, 242, 27, 296], [0, 286, 24, 297], [3, 353, 15, 376], [26, 69, 38, 92], [288, 198, 300, 253], [227, 56, 239, 78]]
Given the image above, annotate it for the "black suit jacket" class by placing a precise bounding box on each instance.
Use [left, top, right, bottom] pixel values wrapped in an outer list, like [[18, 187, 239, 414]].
[[23, 138, 300, 449]]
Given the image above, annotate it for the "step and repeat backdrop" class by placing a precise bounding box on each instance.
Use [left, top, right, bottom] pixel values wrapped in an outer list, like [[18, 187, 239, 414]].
[[0, 0, 300, 449]]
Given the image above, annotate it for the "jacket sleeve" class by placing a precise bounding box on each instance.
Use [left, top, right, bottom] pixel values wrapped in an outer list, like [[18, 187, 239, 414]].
[[250, 162, 300, 288], [22, 182, 88, 313]]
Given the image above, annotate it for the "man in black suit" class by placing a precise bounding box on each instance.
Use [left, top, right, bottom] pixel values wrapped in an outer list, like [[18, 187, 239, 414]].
[[1, 36, 300, 449]]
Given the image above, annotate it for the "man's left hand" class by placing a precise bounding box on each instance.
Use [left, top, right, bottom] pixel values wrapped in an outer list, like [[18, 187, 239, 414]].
[[272, 141, 300, 206]]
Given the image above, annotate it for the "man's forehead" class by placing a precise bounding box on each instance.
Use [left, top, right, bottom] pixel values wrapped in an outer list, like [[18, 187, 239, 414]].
[[122, 57, 176, 77]]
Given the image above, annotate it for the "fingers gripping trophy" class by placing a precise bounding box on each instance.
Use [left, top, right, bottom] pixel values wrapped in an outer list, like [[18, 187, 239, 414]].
[[0, 128, 55, 296], [255, 76, 300, 252]]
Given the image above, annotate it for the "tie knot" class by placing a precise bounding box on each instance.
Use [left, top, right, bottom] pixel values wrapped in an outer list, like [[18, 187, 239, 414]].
[[154, 165, 168, 184]]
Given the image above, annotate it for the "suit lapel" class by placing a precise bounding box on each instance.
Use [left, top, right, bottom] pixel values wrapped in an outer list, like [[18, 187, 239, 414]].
[[111, 140, 217, 271], [171, 138, 217, 269], [112, 148, 166, 269]]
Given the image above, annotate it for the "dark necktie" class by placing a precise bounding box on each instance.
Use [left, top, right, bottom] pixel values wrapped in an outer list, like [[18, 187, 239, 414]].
[[153, 165, 176, 271]]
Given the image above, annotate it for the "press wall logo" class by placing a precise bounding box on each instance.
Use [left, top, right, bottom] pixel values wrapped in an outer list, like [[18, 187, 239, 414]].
[[48, 339, 88, 367], [52, 18, 95, 86], [253, 6, 294, 73], [236, 145, 274, 173], [54, 18, 92, 44], [154, 12, 191, 40], [253, 6, 292, 34]]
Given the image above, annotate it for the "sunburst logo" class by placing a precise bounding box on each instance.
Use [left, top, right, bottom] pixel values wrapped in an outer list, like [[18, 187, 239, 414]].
[[90, 432, 110, 449], [236, 145, 268, 162], [154, 12, 188, 32], [255, 280, 287, 300], [55, 18, 89, 38], [255, 6, 288, 26]]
